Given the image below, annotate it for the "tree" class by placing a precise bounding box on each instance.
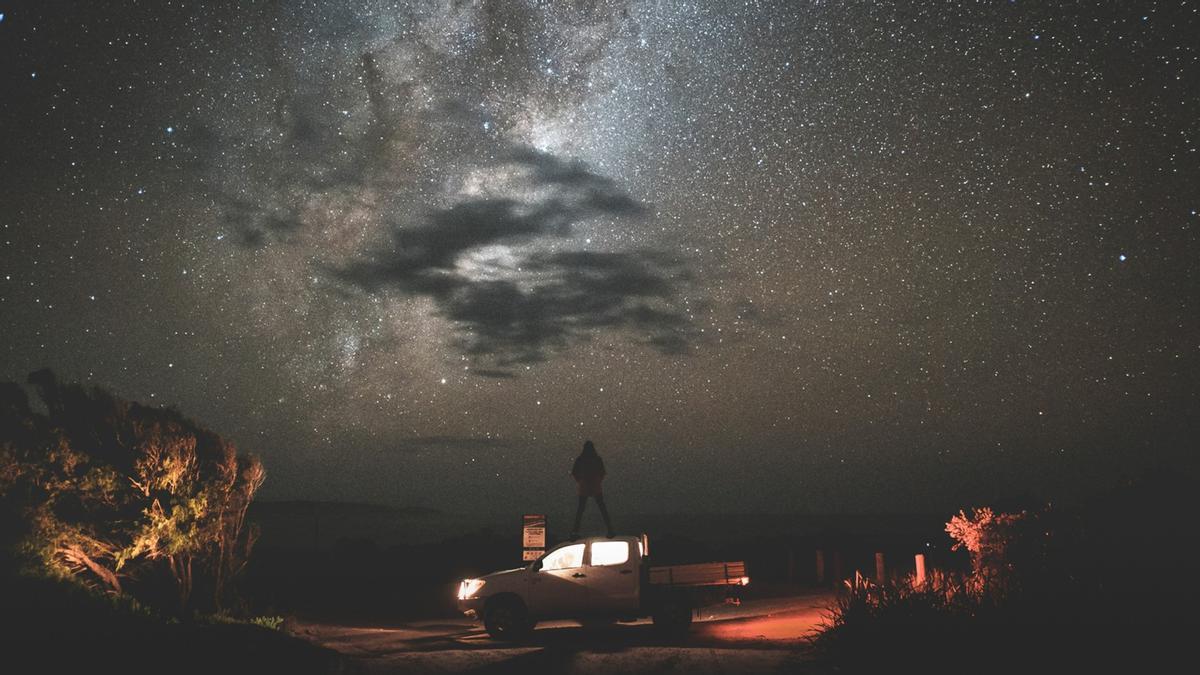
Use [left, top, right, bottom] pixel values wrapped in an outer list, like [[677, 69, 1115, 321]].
[[0, 370, 265, 614]]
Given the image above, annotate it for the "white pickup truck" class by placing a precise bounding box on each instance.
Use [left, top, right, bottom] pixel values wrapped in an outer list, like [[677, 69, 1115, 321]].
[[457, 534, 748, 640]]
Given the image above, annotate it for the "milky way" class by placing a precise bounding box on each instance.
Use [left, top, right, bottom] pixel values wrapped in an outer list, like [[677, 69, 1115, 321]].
[[2, 1, 1197, 515]]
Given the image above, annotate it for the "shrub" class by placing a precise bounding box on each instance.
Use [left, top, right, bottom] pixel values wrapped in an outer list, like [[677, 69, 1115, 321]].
[[816, 506, 1063, 669], [251, 615, 285, 631], [0, 370, 265, 615], [815, 570, 976, 661]]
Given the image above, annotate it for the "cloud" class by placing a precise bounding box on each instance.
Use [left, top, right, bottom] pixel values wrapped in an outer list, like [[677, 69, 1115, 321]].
[[332, 149, 696, 367], [332, 148, 645, 286], [441, 250, 693, 365], [220, 196, 307, 247], [471, 369, 518, 379], [505, 147, 646, 216], [218, 47, 419, 248]]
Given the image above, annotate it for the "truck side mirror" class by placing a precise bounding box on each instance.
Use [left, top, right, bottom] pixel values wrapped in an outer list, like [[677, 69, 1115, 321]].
[[531, 559, 542, 572]]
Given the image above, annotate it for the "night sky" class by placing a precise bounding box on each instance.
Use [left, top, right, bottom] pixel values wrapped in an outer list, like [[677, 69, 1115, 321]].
[[2, 1, 1197, 516]]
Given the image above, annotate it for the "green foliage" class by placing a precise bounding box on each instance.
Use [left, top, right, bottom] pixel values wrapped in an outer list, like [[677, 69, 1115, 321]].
[[197, 610, 284, 631], [0, 370, 266, 615], [251, 615, 285, 631]]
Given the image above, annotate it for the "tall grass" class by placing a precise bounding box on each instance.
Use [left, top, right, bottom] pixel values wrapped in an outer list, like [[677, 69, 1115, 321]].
[[814, 572, 981, 665]]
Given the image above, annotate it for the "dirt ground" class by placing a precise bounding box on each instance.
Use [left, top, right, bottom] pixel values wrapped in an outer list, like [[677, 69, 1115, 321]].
[[293, 591, 835, 674]]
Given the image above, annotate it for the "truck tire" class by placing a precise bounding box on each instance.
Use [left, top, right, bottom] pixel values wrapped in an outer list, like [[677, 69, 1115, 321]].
[[651, 593, 693, 635], [483, 596, 534, 641]]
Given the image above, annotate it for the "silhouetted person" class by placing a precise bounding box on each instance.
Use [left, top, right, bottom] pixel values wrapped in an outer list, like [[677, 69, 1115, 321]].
[[570, 440, 614, 539]]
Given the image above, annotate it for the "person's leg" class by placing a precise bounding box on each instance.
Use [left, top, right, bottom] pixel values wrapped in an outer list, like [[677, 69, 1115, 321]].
[[572, 495, 587, 537], [595, 494, 614, 537]]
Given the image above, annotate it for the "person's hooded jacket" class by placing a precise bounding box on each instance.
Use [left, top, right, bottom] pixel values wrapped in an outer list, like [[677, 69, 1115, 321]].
[[571, 443, 606, 497]]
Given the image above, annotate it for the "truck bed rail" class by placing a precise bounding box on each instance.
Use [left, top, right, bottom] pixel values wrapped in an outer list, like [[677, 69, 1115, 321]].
[[648, 561, 748, 587]]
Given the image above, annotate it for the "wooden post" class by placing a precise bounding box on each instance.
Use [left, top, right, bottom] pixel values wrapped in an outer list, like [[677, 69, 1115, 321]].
[[815, 549, 826, 585], [832, 551, 843, 584], [914, 553, 927, 586], [875, 552, 885, 583]]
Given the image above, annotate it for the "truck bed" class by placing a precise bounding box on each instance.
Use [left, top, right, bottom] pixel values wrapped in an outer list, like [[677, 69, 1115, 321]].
[[648, 561, 748, 587]]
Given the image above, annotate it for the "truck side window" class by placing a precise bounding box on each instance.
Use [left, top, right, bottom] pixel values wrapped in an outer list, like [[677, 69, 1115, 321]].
[[541, 543, 585, 571], [590, 541, 629, 566]]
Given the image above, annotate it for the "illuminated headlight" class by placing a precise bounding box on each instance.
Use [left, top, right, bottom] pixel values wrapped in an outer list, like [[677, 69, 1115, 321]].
[[458, 578, 486, 600]]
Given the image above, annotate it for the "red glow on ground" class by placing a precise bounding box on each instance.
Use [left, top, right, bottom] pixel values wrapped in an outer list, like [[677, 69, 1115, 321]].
[[701, 610, 824, 641]]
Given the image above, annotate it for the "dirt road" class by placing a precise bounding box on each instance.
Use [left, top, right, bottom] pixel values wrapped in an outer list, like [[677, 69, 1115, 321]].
[[295, 591, 835, 674]]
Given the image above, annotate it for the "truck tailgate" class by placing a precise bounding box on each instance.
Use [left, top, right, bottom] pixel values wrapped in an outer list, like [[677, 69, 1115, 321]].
[[648, 561, 748, 587]]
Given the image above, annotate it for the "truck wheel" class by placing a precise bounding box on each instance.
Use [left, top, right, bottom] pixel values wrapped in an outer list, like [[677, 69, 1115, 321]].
[[652, 594, 693, 635], [484, 597, 534, 641]]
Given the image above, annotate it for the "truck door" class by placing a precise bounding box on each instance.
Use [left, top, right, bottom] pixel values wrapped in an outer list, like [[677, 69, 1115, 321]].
[[527, 542, 589, 618], [584, 539, 639, 614]]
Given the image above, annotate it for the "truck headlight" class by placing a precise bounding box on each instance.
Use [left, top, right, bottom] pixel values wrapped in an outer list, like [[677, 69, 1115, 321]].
[[458, 578, 486, 600]]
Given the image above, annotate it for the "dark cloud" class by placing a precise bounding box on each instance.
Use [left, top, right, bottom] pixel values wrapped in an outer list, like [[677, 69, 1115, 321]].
[[441, 250, 693, 365], [220, 197, 306, 248], [471, 369, 518, 379], [220, 47, 416, 247], [333, 148, 646, 288], [505, 147, 646, 216], [332, 149, 695, 367]]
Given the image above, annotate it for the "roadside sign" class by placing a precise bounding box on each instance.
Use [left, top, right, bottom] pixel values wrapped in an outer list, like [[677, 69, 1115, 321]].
[[522, 514, 546, 547], [522, 514, 546, 562]]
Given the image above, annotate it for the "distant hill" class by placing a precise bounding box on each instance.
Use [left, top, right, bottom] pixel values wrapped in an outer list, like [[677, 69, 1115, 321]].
[[247, 500, 474, 550], [249, 500, 440, 518], [616, 512, 944, 542], [246, 500, 947, 552]]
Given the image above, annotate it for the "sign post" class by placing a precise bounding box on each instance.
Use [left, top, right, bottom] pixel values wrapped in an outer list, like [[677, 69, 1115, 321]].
[[522, 514, 546, 562]]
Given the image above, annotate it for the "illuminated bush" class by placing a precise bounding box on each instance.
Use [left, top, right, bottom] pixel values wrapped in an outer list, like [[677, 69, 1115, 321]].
[[945, 506, 1053, 601], [0, 370, 265, 614], [816, 505, 1062, 664]]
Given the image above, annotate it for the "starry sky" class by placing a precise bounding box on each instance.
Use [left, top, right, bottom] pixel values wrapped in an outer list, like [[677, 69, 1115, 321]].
[[2, 1, 1197, 516]]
